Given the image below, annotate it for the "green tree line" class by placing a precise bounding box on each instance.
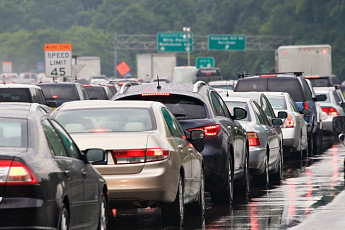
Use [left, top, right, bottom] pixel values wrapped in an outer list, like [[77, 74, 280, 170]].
[[0, 0, 344, 80]]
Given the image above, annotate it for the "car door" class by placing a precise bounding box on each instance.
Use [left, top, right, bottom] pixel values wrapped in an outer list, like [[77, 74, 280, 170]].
[[161, 107, 193, 198]]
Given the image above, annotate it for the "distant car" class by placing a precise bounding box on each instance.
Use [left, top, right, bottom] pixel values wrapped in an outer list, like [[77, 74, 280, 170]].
[[305, 75, 341, 87], [234, 73, 327, 156], [83, 84, 113, 100], [52, 100, 205, 226], [0, 102, 52, 114], [19, 72, 38, 85], [112, 81, 250, 205], [208, 80, 235, 94], [0, 84, 50, 108], [195, 67, 223, 83], [314, 87, 345, 136], [172, 66, 197, 84], [0, 109, 108, 229], [222, 97, 283, 187], [38, 82, 89, 109], [263, 92, 309, 159], [0, 73, 19, 84]]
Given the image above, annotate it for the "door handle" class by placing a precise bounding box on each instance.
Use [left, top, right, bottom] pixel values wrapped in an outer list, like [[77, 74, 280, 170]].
[[82, 171, 87, 178], [178, 144, 183, 150], [64, 170, 70, 179]]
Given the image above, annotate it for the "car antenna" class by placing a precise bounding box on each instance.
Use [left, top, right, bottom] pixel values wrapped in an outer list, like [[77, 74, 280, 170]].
[[226, 75, 229, 97], [156, 75, 161, 90]]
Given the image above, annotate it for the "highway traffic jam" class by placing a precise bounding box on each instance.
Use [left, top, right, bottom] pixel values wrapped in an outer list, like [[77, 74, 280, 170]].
[[1, 46, 345, 229]]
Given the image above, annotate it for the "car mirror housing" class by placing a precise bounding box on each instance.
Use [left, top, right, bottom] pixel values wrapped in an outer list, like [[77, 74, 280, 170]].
[[277, 111, 287, 119], [332, 116, 345, 134], [233, 107, 247, 120], [189, 130, 205, 141], [315, 94, 327, 102], [272, 118, 283, 126], [85, 148, 106, 164], [339, 133, 345, 146]]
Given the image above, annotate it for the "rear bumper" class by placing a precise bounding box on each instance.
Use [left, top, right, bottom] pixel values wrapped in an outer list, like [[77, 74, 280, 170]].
[[248, 147, 266, 175]]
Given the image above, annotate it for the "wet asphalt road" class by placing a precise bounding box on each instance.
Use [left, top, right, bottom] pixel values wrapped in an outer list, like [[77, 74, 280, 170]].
[[109, 139, 344, 229]]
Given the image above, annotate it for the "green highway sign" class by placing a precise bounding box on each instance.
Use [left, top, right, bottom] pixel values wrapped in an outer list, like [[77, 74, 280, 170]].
[[208, 34, 246, 51], [157, 32, 193, 52], [196, 57, 215, 68]]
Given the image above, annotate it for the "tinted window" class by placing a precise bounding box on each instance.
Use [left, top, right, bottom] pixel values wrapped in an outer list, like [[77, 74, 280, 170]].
[[0, 88, 31, 102], [161, 107, 184, 138], [252, 101, 270, 126], [54, 108, 155, 133], [42, 119, 68, 157], [85, 86, 107, 100], [40, 85, 79, 100], [32, 88, 46, 104], [118, 94, 207, 120], [0, 118, 27, 147], [308, 78, 330, 87], [267, 78, 306, 102], [210, 92, 225, 116]]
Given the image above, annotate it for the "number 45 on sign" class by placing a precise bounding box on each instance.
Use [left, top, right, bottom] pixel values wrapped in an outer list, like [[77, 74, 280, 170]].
[[45, 43, 72, 78]]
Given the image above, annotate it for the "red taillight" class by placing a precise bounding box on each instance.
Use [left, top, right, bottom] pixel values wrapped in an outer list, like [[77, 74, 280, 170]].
[[285, 119, 295, 128], [248, 132, 260, 146], [52, 95, 58, 99], [89, 128, 111, 133], [0, 160, 38, 185], [82, 84, 92, 87], [111, 148, 169, 164], [189, 125, 221, 137], [305, 75, 320, 79], [260, 74, 276, 77], [304, 102, 309, 110], [322, 107, 338, 116], [141, 92, 170, 96]]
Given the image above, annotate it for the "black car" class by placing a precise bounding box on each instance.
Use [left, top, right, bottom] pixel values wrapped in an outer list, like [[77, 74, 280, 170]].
[[112, 81, 249, 205], [195, 67, 223, 83], [38, 82, 89, 108], [305, 75, 341, 87], [0, 109, 108, 229], [83, 84, 114, 100], [234, 73, 326, 155]]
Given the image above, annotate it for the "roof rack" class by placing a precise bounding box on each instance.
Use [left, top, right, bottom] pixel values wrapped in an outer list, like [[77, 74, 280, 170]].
[[253, 72, 304, 76], [119, 82, 132, 94], [193, 81, 206, 93]]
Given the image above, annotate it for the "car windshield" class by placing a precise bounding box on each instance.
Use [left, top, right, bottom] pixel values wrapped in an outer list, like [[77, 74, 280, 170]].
[[224, 101, 250, 121], [118, 94, 207, 120], [0, 88, 31, 102], [54, 108, 155, 133], [40, 85, 78, 100], [265, 95, 288, 110], [0, 118, 27, 147]]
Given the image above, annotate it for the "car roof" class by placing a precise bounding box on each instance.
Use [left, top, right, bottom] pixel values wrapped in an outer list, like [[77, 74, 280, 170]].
[[55, 99, 161, 111], [0, 84, 41, 89], [222, 96, 251, 103], [38, 82, 81, 86]]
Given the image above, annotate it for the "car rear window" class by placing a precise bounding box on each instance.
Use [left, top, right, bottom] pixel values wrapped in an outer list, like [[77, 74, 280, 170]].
[[84, 87, 107, 100], [54, 108, 156, 133], [308, 78, 330, 87], [265, 95, 288, 110], [267, 78, 305, 102], [117, 94, 207, 120], [0, 118, 27, 147], [40, 85, 79, 100], [235, 78, 268, 92], [0, 88, 31, 102]]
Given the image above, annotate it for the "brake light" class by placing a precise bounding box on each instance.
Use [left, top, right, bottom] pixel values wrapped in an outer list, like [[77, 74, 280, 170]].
[[305, 75, 320, 78], [322, 107, 338, 116], [0, 160, 38, 185], [304, 102, 309, 110], [52, 95, 58, 99], [248, 132, 260, 146], [111, 148, 169, 164], [82, 84, 92, 87], [189, 125, 221, 137], [322, 49, 328, 54], [260, 74, 276, 77], [285, 119, 295, 128], [141, 92, 170, 96], [89, 128, 111, 133]]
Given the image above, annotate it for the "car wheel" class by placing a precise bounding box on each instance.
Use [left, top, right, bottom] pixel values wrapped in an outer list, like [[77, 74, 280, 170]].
[[98, 193, 108, 230], [189, 168, 205, 217], [58, 203, 69, 230], [313, 128, 323, 155], [162, 174, 184, 226], [256, 154, 269, 188], [308, 131, 314, 157], [236, 147, 250, 198], [211, 157, 234, 205], [271, 150, 283, 183], [294, 134, 304, 160]]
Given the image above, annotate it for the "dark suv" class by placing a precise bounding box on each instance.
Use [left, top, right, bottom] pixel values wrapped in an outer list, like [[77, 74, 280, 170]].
[[113, 81, 249, 205], [305, 75, 341, 87], [195, 67, 223, 83], [234, 73, 326, 155], [38, 82, 89, 109]]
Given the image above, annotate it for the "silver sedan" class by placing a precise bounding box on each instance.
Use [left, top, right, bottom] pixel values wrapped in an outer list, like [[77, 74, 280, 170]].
[[264, 92, 309, 159], [222, 97, 283, 187]]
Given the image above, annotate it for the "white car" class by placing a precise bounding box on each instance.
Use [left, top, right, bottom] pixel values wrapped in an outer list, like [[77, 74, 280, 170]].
[[263, 92, 309, 159]]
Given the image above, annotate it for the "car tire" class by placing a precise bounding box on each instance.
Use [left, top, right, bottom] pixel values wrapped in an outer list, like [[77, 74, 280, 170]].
[[58, 203, 69, 230], [236, 147, 250, 198], [308, 131, 314, 157], [294, 133, 304, 160], [255, 154, 269, 188], [211, 157, 234, 206], [98, 193, 108, 230], [189, 168, 205, 218], [271, 150, 283, 183], [313, 128, 323, 155], [162, 174, 184, 226]]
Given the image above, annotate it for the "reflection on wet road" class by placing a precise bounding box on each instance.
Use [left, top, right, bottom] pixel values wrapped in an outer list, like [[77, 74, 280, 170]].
[[110, 142, 344, 229]]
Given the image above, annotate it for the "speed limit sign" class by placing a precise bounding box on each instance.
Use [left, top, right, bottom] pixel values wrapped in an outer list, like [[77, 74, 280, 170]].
[[44, 43, 72, 78]]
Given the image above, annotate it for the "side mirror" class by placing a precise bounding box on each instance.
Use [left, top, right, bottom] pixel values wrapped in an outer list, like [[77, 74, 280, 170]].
[[189, 130, 205, 141], [277, 111, 287, 119], [233, 107, 247, 120], [272, 118, 283, 126], [339, 133, 345, 146], [315, 94, 327, 102], [301, 109, 311, 115], [332, 116, 345, 133], [85, 148, 106, 164]]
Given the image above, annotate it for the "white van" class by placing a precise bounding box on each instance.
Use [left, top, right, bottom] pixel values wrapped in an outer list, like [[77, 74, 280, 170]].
[[172, 66, 197, 83]]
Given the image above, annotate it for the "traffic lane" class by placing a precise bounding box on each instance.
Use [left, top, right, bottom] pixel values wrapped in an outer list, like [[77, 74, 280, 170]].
[[109, 142, 344, 229]]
